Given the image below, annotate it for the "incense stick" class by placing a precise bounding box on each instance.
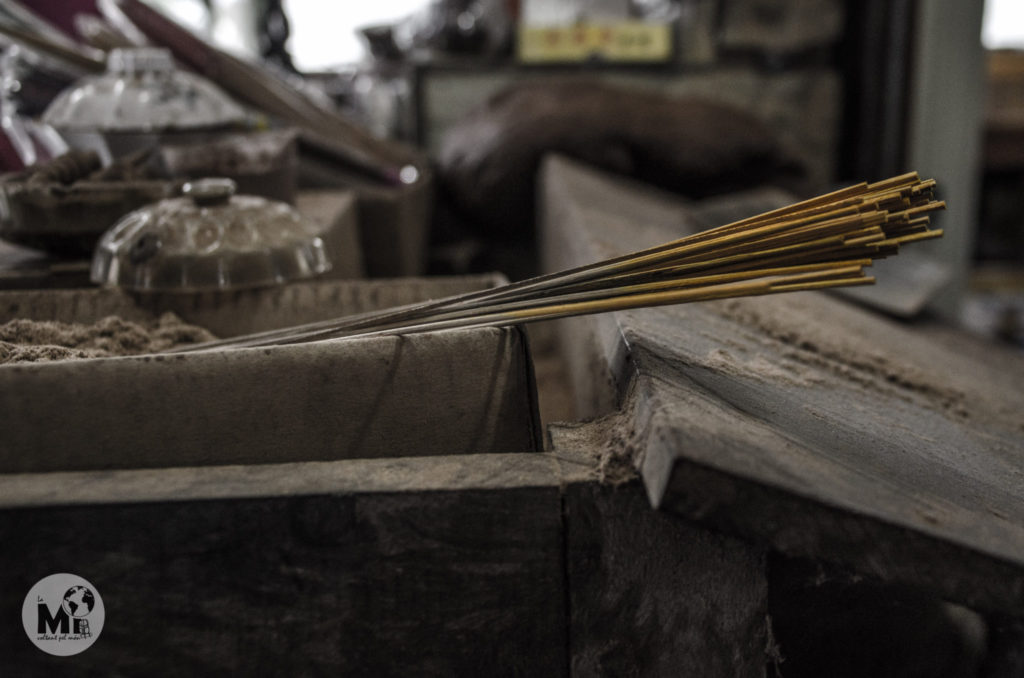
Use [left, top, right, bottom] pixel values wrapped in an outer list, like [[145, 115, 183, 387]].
[[171, 174, 944, 353]]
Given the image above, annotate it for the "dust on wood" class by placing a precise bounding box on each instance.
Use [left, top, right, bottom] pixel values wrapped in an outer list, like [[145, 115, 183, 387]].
[[0, 313, 216, 364], [709, 297, 969, 415], [549, 389, 647, 485]]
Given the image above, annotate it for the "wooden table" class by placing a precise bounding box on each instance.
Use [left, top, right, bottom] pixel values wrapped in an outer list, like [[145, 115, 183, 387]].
[[541, 155, 1024, 676]]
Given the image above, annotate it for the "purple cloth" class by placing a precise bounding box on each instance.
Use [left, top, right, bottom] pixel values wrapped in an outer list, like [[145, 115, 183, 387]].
[[20, 0, 100, 39]]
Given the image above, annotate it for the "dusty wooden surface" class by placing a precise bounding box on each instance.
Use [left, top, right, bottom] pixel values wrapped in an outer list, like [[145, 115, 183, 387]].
[[0, 454, 573, 677], [766, 553, 990, 677], [564, 481, 767, 677], [539, 168, 694, 421], [540, 155, 1024, 616], [0, 450, 773, 677]]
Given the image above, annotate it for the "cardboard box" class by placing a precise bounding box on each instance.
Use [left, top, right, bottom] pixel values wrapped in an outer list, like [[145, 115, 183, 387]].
[[0, 277, 541, 472]]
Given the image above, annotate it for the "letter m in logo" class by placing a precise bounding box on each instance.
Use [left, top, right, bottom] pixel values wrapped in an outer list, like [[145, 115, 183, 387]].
[[37, 603, 69, 634]]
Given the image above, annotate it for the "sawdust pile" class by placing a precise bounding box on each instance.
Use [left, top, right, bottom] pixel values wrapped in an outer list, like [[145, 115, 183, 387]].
[[0, 313, 216, 364], [548, 402, 645, 485]]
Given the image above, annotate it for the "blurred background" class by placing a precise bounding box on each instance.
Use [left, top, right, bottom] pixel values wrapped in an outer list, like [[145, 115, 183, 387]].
[[2, 0, 1023, 346]]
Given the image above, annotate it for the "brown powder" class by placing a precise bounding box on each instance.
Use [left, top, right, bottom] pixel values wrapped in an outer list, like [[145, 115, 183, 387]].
[[0, 313, 217, 364]]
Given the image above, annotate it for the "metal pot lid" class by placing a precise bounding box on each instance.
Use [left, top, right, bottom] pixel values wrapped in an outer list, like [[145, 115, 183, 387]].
[[90, 178, 334, 291], [42, 47, 247, 132]]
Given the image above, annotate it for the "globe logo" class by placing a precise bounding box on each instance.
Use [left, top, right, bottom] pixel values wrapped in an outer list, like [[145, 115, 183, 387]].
[[22, 573, 105, 656], [62, 586, 95, 618]]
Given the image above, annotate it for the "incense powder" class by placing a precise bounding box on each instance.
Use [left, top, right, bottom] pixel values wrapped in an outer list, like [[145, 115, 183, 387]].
[[0, 313, 217, 364]]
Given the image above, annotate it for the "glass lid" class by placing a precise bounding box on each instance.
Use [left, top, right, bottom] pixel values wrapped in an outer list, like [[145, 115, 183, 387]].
[[43, 47, 247, 132], [91, 178, 336, 291]]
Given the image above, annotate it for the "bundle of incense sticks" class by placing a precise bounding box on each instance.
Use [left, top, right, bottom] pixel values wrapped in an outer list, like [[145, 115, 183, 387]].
[[176, 172, 944, 353]]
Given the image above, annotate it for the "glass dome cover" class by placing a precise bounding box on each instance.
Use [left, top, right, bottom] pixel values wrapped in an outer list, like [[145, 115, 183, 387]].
[[42, 47, 247, 132], [91, 178, 334, 291]]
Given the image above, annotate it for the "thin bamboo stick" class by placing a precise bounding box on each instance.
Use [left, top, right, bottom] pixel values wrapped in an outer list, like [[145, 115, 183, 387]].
[[169, 174, 945, 353]]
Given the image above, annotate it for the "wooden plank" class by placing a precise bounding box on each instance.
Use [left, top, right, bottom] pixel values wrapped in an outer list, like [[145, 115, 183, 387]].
[[0, 453, 571, 676], [766, 553, 991, 677], [0, 450, 775, 675], [0, 452, 582, 505], [537, 164, 697, 420], [540, 155, 1024, 615], [564, 481, 767, 677]]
